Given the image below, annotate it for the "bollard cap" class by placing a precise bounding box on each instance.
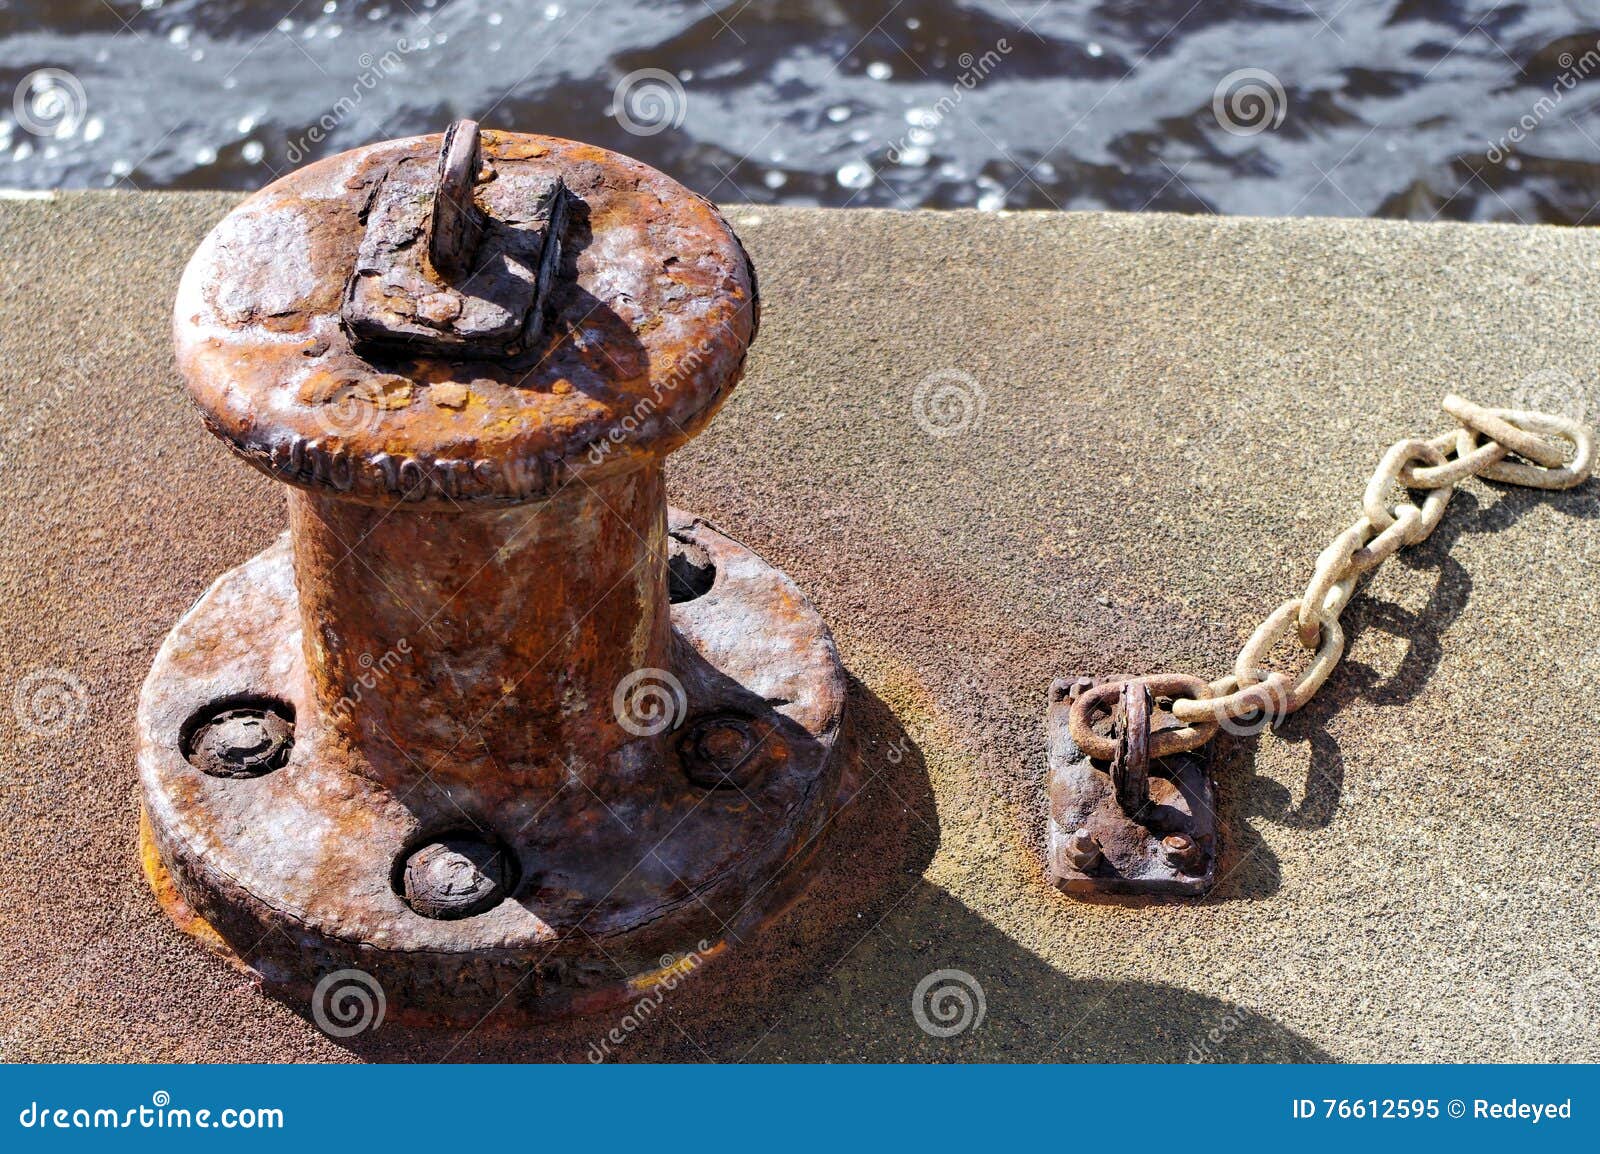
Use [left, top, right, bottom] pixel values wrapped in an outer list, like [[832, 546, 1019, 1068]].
[[174, 124, 758, 507]]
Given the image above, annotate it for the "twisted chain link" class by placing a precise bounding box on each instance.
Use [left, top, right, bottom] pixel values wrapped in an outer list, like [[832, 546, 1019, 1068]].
[[1070, 395, 1593, 760]]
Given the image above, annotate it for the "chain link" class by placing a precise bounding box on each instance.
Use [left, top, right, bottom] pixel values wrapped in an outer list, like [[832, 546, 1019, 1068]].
[[1144, 395, 1595, 742]]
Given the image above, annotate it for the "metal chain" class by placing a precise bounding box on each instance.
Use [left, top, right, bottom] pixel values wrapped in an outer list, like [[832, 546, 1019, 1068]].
[[1067, 394, 1594, 761]]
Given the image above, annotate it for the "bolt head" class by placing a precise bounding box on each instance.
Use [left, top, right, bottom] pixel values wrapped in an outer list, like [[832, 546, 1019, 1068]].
[[187, 705, 293, 778], [1161, 833, 1202, 872], [1050, 676, 1096, 704], [402, 837, 510, 920], [1066, 826, 1102, 871], [680, 715, 766, 788]]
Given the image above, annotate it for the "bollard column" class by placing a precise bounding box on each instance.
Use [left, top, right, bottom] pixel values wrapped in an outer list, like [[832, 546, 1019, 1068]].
[[139, 123, 849, 1023]]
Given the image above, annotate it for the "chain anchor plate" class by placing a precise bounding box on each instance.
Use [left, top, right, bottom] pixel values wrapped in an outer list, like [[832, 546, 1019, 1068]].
[[1045, 675, 1218, 897], [1042, 395, 1595, 903]]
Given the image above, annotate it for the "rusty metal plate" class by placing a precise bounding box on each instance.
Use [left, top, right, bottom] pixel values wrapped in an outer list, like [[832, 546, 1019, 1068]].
[[138, 510, 846, 1024], [1045, 678, 1217, 897], [341, 145, 569, 357]]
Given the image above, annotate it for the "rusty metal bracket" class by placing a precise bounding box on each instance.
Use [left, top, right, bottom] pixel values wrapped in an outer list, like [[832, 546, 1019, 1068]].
[[1045, 676, 1217, 897], [341, 118, 569, 358]]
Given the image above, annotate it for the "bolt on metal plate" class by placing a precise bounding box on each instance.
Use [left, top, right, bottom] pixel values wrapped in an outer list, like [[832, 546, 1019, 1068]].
[[1045, 676, 1217, 897]]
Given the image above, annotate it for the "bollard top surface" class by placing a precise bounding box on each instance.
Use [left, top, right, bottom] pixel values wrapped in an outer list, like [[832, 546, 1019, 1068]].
[[173, 128, 758, 507]]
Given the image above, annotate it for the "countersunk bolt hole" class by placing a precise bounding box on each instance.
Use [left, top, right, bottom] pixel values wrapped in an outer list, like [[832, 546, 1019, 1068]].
[[395, 831, 517, 921], [667, 533, 716, 603], [679, 714, 767, 789], [181, 695, 295, 779]]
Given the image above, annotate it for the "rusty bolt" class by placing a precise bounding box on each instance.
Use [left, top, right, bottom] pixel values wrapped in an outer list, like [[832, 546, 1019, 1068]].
[[1066, 827, 1102, 871], [186, 704, 292, 779], [680, 715, 762, 789], [401, 837, 511, 920], [427, 118, 486, 280], [1161, 834, 1202, 873], [1050, 676, 1096, 704]]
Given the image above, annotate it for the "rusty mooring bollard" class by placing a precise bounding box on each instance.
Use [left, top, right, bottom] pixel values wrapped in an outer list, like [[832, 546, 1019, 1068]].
[[139, 121, 848, 1023]]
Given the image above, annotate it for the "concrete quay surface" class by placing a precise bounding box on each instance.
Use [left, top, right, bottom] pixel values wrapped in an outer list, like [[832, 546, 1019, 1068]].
[[2, 192, 1597, 1062]]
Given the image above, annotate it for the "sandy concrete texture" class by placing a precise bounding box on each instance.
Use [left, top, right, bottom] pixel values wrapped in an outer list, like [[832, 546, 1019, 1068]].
[[2, 191, 1598, 1062]]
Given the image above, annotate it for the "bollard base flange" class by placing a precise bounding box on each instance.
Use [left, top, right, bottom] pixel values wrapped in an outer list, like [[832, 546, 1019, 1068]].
[[138, 511, 848, 1025]]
